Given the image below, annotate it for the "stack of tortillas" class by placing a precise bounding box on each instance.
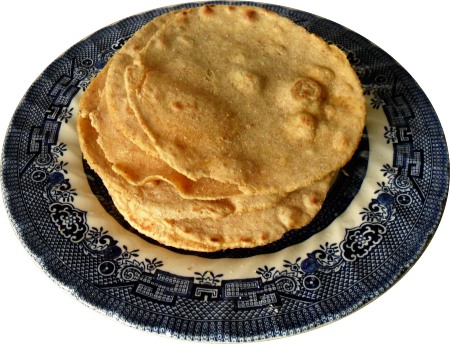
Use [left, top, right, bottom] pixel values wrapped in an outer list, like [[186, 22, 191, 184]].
[[77, 4, 366, 252]]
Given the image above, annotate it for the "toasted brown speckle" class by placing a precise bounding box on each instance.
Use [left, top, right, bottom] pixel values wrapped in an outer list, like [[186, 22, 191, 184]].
[[176, 12, 189, 24], [309, 195, 320, 205], [132, 44, 142, 52], [165, 219, 176, 226], [244, 9, 258, 21], [298, 113, 315, 127], [291, 77, 323, 101], [202, 5, 215, 16], [172, 101, 184, 110]]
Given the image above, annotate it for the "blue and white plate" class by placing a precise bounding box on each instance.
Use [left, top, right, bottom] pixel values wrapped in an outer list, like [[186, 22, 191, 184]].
[[1, 1, 448, 341]]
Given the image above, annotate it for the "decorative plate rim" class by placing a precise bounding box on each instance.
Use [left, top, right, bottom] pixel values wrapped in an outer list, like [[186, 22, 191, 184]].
[[1, 1, 448, 341]]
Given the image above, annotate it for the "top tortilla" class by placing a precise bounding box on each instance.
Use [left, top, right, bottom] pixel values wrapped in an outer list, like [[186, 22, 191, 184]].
[[126, 4, 366, 194], [88, 64, 244, 200], [82, 11, 244, 200], [103, 10, 177, 156]]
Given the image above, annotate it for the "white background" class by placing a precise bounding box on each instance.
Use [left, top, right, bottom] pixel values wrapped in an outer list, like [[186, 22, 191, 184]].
[[0, 1, 448, 343]]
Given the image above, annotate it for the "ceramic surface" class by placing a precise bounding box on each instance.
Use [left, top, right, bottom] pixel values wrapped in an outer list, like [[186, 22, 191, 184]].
[[1, 2, 448, 341]]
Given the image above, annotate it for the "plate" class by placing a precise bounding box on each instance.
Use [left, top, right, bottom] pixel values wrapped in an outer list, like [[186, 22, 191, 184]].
[[1, 1, 448, 341]]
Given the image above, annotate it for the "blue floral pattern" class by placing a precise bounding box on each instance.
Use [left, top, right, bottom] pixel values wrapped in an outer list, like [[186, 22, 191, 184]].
[[49, 203, 88, 243], [37, 119, 410, 298], [253, 160, 412, 290]]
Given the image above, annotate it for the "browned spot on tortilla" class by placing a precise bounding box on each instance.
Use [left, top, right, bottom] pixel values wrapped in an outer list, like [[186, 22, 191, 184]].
[[244, 9, 258, 21], [309, 196, 320, 205], [172, 101, 184, 110], [202, 5, 215, 15], [291, 77, 323, 101], [166, 219, 175, 226], [209, 236, 222, 243]]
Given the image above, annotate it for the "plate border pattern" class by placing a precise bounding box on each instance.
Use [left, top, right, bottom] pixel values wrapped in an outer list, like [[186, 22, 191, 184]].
[[2, 1, 448, 341]]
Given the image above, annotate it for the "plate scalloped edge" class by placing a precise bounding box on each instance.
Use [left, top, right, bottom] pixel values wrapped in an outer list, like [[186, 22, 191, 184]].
[[1, 1, 449, 341]]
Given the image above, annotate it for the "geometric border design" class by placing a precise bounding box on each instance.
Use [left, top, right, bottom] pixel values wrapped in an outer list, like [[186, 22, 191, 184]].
[[1, 1, 448, 341]]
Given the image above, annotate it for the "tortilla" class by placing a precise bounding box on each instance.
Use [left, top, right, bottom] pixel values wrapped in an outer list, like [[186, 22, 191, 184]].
[[77, 115, 241, 219], [85, 65, 243, 200], [82, 11, 247, 200], [103, 11, 177, 156], [80, 60, 292, 206], [126, 5, 365, 194], [113, 170, 336, 252], [76, 4, 362, 252]]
